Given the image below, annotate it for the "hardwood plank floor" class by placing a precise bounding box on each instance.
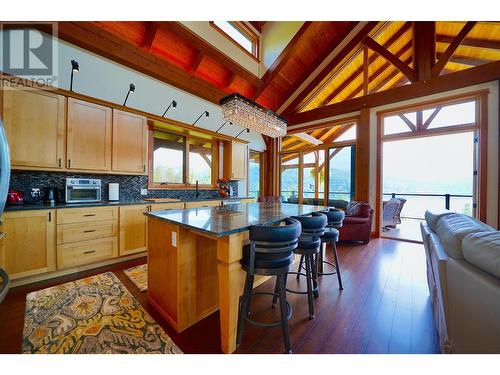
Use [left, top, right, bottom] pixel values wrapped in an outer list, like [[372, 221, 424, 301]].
[[0, 238, 440, 354]]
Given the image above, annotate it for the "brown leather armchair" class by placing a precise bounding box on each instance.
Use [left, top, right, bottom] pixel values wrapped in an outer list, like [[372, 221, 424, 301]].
[[338, 201, 373, 244]]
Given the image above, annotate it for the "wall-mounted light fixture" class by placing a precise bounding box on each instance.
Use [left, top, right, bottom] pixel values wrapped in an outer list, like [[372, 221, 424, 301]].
[[216, 121, 228, 133], [235, 128, 249, 138], [162, 100, 177, 117], [123, 84, 135, 106], [69, 60, 79, 92], [192, 111, 209, 126]]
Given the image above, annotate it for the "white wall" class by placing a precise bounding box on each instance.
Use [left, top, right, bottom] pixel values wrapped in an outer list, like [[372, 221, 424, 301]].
[[0, 28, 266, 152]]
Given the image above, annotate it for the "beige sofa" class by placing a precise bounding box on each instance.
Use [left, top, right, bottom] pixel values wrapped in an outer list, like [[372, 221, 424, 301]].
[[421, 210, 500, 353]]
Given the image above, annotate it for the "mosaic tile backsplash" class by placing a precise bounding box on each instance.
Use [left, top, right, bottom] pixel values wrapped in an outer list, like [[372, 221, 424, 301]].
[[9, 171, 238, 203]]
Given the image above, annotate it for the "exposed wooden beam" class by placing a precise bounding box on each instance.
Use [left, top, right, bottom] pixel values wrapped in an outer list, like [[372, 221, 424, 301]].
[[189, 51, 205, 73], [222, 72, 236, 90], [432, 22, 477, 77], [436, 34, 500, 51], [438, 53, 494, 67], [141, 22, 159, 50], [322, 124, 353, 143], [43, 22, 229, 105], [158, 22, 261, 88], [422, 106, 442, 129], [271, 22, 360, 111], [287, 60, 500, 127], [319, 127, 338, 142], [363, 46, 369, 95], [366, 57, 411, 95], [292, 132, 323, 146], [413, 21, 436, 81], [362, 36, 417, 82], [322, 41, 412, 106], [255, 22, 313, 98], [281, 22, 380, 116]]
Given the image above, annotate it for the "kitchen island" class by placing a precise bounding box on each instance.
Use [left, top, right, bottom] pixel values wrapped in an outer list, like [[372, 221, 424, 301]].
[[145, 202, 326, 353]]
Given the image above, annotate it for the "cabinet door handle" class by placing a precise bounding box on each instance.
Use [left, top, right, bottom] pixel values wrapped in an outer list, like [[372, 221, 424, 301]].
[[48, 212, 52, 222], [143, 165, 146, 172], [84, 250, 96, 254], [83, 229, 96, 233], [68, 159, 71, 168], [83, 214, 96, 217], [58, 158, 62, 167]]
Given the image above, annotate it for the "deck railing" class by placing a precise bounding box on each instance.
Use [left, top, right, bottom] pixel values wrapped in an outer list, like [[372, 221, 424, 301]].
[[383, 192, 474, 219]]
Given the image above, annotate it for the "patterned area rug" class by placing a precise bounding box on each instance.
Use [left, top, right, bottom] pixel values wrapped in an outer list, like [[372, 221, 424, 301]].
[[124, 264, 148, 292], [22, 272, 182, 354]]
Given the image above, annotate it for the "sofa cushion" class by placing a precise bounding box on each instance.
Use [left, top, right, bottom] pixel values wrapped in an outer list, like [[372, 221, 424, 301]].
[[425, 209, 454, 231], [462, 231, 500, 279], [435, 213, 494, 259]]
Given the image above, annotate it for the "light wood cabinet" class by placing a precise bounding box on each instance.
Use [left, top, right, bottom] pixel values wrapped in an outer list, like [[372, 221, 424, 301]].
[[185, 200, 222, 209], [119, 205, 150, 256], [0, 210, 56, 280], [112, 110, 148, 174], [57, 206, 118, 225], [223, 141, 247, 180], [57, 237, 118, 269], [2, 84, 65, 169], [67, 98, 112, 171], [151, 202, 185, 211]]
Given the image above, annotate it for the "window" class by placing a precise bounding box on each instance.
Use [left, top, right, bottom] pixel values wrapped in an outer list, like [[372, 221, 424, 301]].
[[281, 153, 299, 202], [248, 150, 262, 198], [150, 130, 214, 187], [152, 131, 185, 184], [210, 21, 259, 60], [328, 146, 355, 202], [189, 138, 212, 185]]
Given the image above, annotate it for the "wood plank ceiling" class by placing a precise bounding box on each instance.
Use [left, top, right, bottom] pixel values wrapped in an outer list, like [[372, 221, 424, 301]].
[[51, 21, 500, 139]]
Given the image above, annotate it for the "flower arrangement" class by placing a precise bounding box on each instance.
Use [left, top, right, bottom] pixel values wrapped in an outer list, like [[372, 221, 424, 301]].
[[217, 178, 230, 198]]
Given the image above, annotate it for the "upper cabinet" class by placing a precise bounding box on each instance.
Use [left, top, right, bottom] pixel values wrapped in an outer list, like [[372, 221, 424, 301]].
[[2, 84, 65, 169], [223, 141, 248, 180], [112, 110, 148, 174], [67, 98, 112, 171]]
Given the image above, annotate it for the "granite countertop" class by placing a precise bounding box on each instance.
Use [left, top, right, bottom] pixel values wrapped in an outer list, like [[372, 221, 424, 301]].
[[144, 202, 328, 237], [4, 197, 252, 212]]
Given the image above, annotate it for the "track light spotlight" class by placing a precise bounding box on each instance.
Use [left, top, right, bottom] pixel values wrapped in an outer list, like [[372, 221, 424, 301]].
[[162, 100, 177, 117], [193, 111, 209, 126], [69, 60, 79, 91], [123, 84, 135, 106]]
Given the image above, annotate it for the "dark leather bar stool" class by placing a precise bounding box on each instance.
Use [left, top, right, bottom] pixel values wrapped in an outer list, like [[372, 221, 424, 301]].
[[281, 212, 327, 320], [237, 218, 301, 354], [318, 208, 345, 290]]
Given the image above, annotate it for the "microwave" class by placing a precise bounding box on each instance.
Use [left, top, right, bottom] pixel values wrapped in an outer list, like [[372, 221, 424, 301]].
[[65, 178, 102, 203]]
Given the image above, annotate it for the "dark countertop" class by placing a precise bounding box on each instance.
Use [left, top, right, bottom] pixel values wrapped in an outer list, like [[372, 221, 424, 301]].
[[144, 202, 328, 237], [4, 197, 252, 212]]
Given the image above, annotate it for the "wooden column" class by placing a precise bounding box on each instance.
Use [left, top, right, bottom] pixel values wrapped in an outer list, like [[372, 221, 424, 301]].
[[413, 21, 436, 81], [263, 136, 281, 197], [355, 108, 371, 203]]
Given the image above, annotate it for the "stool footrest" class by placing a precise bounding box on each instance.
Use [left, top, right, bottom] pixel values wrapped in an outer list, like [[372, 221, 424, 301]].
[[286, 271, 319, 294], [242, 291, 293, 327], [317, 260, 339, 276]]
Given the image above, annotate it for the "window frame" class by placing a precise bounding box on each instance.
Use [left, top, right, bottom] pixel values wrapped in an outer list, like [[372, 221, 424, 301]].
[[247, 149, 263, 198], [209, 21, 260, 62], [148, 128, 218, 190]]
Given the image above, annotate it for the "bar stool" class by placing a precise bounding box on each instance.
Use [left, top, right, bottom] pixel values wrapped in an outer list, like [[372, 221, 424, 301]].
[[237, 218, 301, 354], [281, 212, 327, 320], [318, 208, 344, 290]]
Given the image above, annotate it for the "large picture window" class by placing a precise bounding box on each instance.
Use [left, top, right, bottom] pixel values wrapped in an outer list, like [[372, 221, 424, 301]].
[[150, 130, 214, 188], [248, 150, 262, 198]]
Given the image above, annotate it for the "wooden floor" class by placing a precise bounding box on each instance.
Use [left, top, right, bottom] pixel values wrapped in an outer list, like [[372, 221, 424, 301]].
[[0, 238, 440, 354]]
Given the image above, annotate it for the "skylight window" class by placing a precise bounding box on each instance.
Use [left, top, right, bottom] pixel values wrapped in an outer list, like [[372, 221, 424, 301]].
[[210, 21, 259, 60]]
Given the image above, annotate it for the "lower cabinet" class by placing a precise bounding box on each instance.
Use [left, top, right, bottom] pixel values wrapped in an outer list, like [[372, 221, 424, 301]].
[[56, 206, 119, 270], [0, 210, 56, 280], [119, 205, 150, 256], [185, 200, 221, 209], [57, 237, 118, 269]]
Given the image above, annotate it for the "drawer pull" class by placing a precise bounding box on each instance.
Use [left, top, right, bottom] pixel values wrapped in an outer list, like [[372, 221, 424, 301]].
[[84, 250, 96, 254], [83, 229, 96, 233], [83, 214, 96, 217]]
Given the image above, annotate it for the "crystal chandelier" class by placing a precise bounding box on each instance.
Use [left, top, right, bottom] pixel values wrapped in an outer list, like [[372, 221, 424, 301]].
[[220, 93, 287, 138]]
